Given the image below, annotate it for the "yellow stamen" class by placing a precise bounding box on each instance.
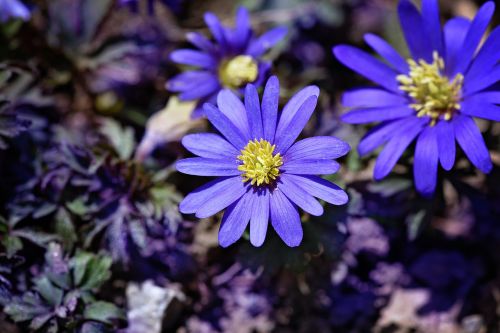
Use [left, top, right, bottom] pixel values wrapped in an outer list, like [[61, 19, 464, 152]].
[[218, 55, 259, 89], [397, 51, 464, 126], [237, 139, 283, 186]]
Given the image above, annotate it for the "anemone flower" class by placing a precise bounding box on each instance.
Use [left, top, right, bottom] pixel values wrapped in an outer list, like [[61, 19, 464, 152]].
[[334, 0, 499, 196], [0, 0, 30, 23], [167, 7, 287, 117], [176, 76, 350, 247]]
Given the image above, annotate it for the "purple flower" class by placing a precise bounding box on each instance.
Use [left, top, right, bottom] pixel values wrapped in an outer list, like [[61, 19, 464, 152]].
[[167, 7, 287, 117], [176, 76, 350, 247], [118, 0, 182, 14], [0, 0, 30, 23], [334, 0, 499, 196]]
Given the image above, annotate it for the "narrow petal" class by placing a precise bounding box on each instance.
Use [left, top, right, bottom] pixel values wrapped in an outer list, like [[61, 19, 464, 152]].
[[463, 66, 500, 96], [422, 0, 444, 57], [182, 133, 239, 159], [230, 7, 251, 51], [186, 32, 218, 54], [444, 18, 471, 76], [218, 193, 253, 247], [249, 190, 270, 247], [204, 12, 226, 48], [435, 121, 456, 171], [275, 95, 318, 153], [196, 184, 248, 219], [364, 34, 409, 73], [285, 136, 350, 161], [167, 71, 215, 92], [465, 26, 500, 81], [279, 175, 323, 216], [217, 89, 251, 139], [270, 190, 303, 247], [170, 50, 217, 69], [414, 127, 439, 196], [342, 89, 408, 108], [461, 98, 500, 121], [285, 174, 348, 205], [204, 103, 247, 149], [179, 177, 243, 214], [179, 76, 220, 101], [176, 157, 239, 176], [261, 76, 279, 142], [398, 0, 433, 62], [374, 118, 427, 180], [246, 27, 288, 57], [333, 46, 400, 92], [342, 105, 414, 124], [245, 84, 263, 139], [453, 115, 493, 173], [282, 159, 340, 175], [452, 2, 495, 76], [358, 118, 413, 156]]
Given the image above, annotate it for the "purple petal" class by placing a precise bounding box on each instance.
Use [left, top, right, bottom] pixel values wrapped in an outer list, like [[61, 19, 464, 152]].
[[285, 136, 350, 161], [244, 84, 263, 139], [182, 133, 239, 159], [444, 18, 471, 76], [285, 174, 348, 205], [261, 76, 279, 142], [461, 98, 500, 121], [463, 66, 500, 96], [204, 103, 247, 149], [435, 121, 456, 171], [249, 190, 270, 247], [217, 89, 251, 139], [179, 76, 220, 101], [358, 118, 412, 156], [333, 46, 400, 92], [166, 71, 216, 92], [374, 117, 427, 180], [342, 105, 414, 124], [465, 26, 500, 81], [453, 115, 493, 173], [422, 0, 444, 57], [414, 127, 439, 196], [218, 193, 252, 247], [170, 50, 217, 69], [364, 34, 409, 73], [270, 190, 303, 247], [204, 12, 227, 48], [398, 0, 433, 62], [176, 157, 239, 176], [246, 27, 288, 57], [282, 159, 340, 175], [279, 175, 323, 216], [186, 32, 218, 54], [452, 2, 495, 76], [179, 177, 244, 214], [342, 89, 408, 108]]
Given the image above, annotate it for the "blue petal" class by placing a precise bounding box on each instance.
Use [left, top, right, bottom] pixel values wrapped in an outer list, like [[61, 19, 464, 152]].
[[342, 105, 414, 124], [270, 190, 302, 247], [285, 136, 350, 161], [453, 115, 492, 173], [244, 84, 263, 139], [249, 190, 270, 247], [342, 89, 408, 108], [186, 32, 218, 54], [167, 71, 214, 92], [204, 12, 227, 48], [279, 175, 323, 216], [261, 76, 280, 142], [435, 121, 456, 171], [463, 66, 500, 96], [443, 17, 471, 76], [414, 126, 439, 196], [282, 159, 340, 175], [452, 2, 495, 76], [246, 27, 288, 57], [358, 118, 413, 156], [461, 97, 500, 121], [182, 133, 239, 159], [364, 34, 409, 73], [398, 0, 433, 62], [217, 89, 251, 139], [170, 50, 217, 69], [178, 76, 220, 101], [176, 157, 239, 176], [465, 26, 500, 82], [422, 0, 444, 57], [218, 193, 252, 247], [204, 103, 248, 149], [284, 174, 348, 205], [333, 45, 400, 92]]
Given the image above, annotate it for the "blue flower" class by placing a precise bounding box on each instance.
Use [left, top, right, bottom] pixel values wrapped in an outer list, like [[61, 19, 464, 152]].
[[176, 76, 350, 247], [118, 0, 182, 14], [334, 0, 499, 196], [0, 0, 30, 23], [167, 7, 287, 117]]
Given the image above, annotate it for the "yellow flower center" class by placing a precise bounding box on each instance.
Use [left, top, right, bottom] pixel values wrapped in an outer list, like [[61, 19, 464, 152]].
[[218, 55, 259, 89], [237, 139, 283, 186], [397, 52, 464, 126]]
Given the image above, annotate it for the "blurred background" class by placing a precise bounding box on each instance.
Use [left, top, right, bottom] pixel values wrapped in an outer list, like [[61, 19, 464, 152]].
[[0, 0, 499, 332]]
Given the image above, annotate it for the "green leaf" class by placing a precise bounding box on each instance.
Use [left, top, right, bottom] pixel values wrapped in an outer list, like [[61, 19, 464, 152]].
[[34, 276, 64, 306], [2, 235, 23, 257], [12, 229, 59, 247], [83, 301, 124, 324], [99, 119, 136, 160], [71, 252, 112, 291]]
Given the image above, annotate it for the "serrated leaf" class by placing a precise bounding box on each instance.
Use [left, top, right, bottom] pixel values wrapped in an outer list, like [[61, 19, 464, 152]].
[[71, 252, 112, 291], [12, 229, 59, 247], [99, 119, 136, 160], [34, 276, 64, 306], [83, 301, 124, 324]]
